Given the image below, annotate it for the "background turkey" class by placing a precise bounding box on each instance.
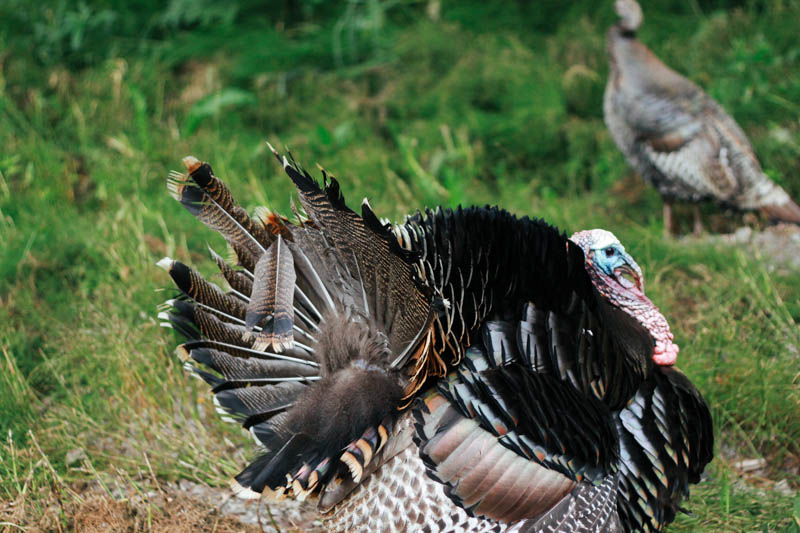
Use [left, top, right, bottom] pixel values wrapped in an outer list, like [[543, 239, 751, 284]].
[[604, 0, 800, 236], [158, 148, 713, 532]]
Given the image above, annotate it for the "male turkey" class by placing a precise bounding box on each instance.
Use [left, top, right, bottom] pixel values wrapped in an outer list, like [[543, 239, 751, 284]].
[[604, 0, 800, 236], [158, 147, 713, 532]]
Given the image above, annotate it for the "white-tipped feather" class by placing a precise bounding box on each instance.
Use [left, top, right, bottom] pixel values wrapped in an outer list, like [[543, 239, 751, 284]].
[[175, 345, 191, 361], [294, 483, 310, 502], [263, 235, 295, 352], [340, 451, 363, 484], [229, 479, 262, 500], [156, 257, 174, 270], [167, 167, 269, 271], [188, 370, 205, 382], [394, 223, 412, 251], [252, 206, 272, 227], [212, 396, 238, 424], [249, 426, 264, 446], [182, 155, 201, 169], [166, 171, 186, 201], [212, 395, 223, 411]]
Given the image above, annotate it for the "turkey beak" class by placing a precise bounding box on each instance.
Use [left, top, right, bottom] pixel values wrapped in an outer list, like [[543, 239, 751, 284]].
[[613, 252, 644, 292]]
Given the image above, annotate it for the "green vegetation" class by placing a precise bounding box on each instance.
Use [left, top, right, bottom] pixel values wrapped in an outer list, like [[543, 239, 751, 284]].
[[1, 0, 798, 530]]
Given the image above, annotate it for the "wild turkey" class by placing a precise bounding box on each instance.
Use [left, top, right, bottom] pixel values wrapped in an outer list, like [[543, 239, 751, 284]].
[[604, 0, 800, 236], [157, 147, 713, 532]]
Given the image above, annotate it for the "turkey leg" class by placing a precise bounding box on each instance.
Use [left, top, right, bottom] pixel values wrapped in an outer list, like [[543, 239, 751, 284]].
[[692, 205, 704, 236], [663, 200, 673, 238]]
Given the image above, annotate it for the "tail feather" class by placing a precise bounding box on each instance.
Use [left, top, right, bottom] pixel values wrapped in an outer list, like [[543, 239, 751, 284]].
[[162, 300, 317, 367], [253, 206, 293, 239], [163, 299, 248, 345], [168, 160, 270, 260], [208, 247, 322, 348], [158, 258, 246, 320], [229, 240, 258, 274], [761, 198, 800, 224], [236, 434, 316, 494], [177, 340, 281, 360], [286, 236, 338, 318], [245, 235, 296, 352], [214, 381, 307, 427], [209, 246, 253, 299], [190, 348, 318, 382]]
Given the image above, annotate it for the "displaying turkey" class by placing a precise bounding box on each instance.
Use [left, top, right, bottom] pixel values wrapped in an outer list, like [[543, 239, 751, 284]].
[[604, 0, 800, 236], [157, 147, 713, 532]]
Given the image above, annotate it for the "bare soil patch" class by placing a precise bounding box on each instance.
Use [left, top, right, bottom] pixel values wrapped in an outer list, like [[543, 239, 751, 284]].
[[1, 479, 323, 532]]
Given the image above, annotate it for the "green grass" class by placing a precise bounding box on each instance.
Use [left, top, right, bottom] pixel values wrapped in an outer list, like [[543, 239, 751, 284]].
[[1, 0, 799, 530]]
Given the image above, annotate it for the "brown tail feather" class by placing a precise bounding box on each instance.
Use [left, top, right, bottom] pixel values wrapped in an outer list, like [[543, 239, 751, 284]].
[[761, 199, 800, 224]]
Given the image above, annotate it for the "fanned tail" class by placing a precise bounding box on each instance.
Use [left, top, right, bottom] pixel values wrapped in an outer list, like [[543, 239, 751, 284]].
[[159, 150, 434, 508]]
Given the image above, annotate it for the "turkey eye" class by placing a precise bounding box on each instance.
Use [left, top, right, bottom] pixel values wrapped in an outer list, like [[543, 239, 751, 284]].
[[604, 247, 615, 257]]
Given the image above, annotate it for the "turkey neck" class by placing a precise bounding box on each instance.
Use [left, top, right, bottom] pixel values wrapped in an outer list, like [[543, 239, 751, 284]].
[[607, 26, 652, 90], [584, 260, 678, 367], [607, 24, 697, 100]]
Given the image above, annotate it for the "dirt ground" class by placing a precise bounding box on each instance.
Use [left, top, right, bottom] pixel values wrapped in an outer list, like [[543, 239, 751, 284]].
[[1, 479, 324, 532]]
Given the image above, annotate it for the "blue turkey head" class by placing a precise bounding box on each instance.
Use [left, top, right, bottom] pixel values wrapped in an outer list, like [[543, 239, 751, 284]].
[[572, 229, 643, 293]]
